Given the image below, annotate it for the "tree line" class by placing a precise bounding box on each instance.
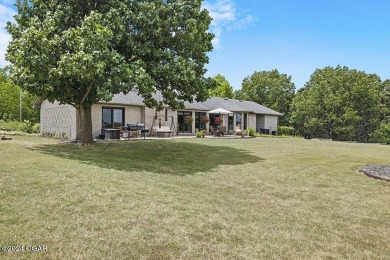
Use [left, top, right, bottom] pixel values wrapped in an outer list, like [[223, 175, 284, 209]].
[[0, 69, 39, 123], [210, 66, 390, 144]]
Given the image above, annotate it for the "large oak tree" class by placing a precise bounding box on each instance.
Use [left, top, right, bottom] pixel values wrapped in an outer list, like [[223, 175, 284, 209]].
[[290, 66, 382, 142], [6, 0, 215, 144]]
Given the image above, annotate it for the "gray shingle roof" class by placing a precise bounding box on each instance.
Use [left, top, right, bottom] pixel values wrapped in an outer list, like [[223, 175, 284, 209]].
[[103, 91, 146, 106], [98, 92, 283, 116]]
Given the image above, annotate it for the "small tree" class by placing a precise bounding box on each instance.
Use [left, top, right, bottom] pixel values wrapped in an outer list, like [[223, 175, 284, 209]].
[[209, 74, 234, 98]]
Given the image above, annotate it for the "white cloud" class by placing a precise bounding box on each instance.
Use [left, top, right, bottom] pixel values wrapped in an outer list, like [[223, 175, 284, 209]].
[[228, 15, 254, 31], [0, 2, 16, 67], [203, 0, 254, 49]]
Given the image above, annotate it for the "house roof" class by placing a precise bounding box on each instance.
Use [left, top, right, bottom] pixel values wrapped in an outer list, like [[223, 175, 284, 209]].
[[102, 91, 283, 116], [34, 90, 283, 116], [105, 91, 146, 106]]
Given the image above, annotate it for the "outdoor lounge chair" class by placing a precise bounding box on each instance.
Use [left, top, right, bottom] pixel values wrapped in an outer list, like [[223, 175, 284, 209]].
[[215, 126, 226, 137], [153, 126, 173, 137]]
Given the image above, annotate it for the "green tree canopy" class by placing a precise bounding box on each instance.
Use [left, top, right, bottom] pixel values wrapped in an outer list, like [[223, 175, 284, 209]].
[[290, 66, 382, 142], [380, 79, 390, 122], [209, 74, 234, 98], [0, 69, 39, 123], [237, 69, 295, 125], [6, 0, 215, 144]]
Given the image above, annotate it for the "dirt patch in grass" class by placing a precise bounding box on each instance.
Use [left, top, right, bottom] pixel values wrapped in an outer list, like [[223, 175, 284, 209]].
[[359, 165, 390, 182]]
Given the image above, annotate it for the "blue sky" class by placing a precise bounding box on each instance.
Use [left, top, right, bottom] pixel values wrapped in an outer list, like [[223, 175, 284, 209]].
[[204, 0, 390, 89], [1, 0, 390, 90]]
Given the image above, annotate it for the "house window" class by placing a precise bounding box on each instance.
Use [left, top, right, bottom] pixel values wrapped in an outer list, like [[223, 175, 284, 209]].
[[177, 111, 192, 133], [195, 112, 207, 131], [236, 113, 242, 126], [228, 114, 234, 132], [102, 107, 125, 128], [244, 113, 248, 130]]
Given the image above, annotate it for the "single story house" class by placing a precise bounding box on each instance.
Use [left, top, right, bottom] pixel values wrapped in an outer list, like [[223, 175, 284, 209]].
[[34, 91, 282, 140]]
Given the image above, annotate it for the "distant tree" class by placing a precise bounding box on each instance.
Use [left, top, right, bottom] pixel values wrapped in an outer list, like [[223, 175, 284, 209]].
[[290, 66, 382, 142], [233, 89, 244, 100], [6, 0, 215, 144], [238, 69, 295, 125], [0, 69, 39, 123], [371, 79, 390, 144], [380, 79, 390, 121], [209, 74, 234, 98]]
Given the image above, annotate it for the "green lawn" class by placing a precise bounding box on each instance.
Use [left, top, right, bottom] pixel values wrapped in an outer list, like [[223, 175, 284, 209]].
[[1, 136, 389, 259]]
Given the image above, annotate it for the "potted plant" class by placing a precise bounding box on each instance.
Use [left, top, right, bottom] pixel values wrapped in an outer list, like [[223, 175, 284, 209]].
[[215, 116, 223, 126], [200, 115, 210, 124], [184, 116, 193, 126]]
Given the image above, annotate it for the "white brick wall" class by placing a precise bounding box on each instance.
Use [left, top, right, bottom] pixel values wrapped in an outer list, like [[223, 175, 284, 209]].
[[265, 115, 278, 132], [248, 113, 256, 130], [256, 114, 278, 132], [40, 100, 78, 140]]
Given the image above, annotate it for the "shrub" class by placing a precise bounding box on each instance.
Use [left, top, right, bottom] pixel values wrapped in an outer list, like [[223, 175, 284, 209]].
[[195, 130, 206, 138], [0, 120, 40, 134], [277, 126, 296, 136], [370, 123, 390, 144], [32, 123, 40, 134], [0, 121, 22, 131], [21, 120, 33, 133], [247, 127, 256, 137]]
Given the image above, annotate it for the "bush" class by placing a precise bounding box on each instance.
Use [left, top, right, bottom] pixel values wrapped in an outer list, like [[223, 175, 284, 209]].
[[277, 126, 296, 136], [247, 127, 256, 137], [32, 123, 40, 134], [21, 120, 33, 133], [195, 130, 206, 138], [0, 120, 40, 134], [370, 123, 390, 144]]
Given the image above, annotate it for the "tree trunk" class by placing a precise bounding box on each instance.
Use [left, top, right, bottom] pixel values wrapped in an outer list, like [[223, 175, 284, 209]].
[[78, 105, 94, 145]]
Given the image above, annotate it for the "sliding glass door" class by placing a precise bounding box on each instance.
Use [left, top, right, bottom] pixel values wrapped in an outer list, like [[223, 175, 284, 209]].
[[177, 111, 192, 133]]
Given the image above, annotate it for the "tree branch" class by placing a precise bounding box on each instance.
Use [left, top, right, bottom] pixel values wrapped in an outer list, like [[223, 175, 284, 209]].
[[80, 83, 93, 106]]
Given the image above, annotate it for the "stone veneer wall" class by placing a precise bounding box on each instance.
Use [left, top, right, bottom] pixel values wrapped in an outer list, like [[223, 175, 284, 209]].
[[40, 100, 78, 140]]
